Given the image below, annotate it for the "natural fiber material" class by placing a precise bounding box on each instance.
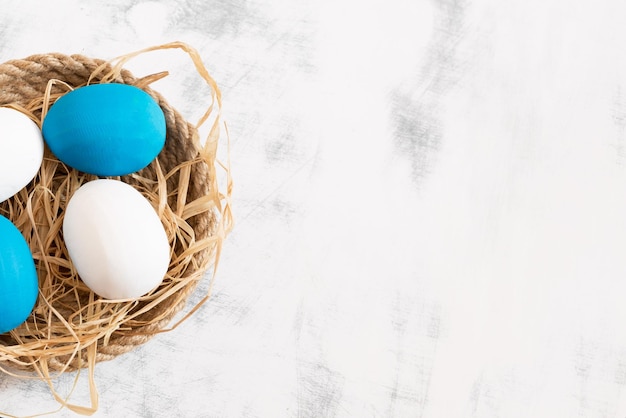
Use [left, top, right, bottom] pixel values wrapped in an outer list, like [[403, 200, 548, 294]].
[[0, 43, 232, 416]]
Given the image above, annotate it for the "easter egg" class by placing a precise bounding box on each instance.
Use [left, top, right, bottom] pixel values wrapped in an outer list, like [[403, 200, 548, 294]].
[[62, 179, 170, 299], [0, 107, 44, 202], [0, 215, 38, 334], [42, 83, 166, 176]]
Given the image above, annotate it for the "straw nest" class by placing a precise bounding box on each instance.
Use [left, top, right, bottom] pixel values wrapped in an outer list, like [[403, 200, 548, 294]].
[[0, 43, 232, 412]]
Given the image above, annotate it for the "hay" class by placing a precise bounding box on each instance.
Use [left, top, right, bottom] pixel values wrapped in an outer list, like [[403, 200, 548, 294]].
[[0, 42, 233, 416]]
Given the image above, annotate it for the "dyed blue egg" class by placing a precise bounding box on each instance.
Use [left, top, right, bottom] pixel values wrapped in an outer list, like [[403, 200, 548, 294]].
[[0, 215, 38, 334], [42, 83, 166, 176]]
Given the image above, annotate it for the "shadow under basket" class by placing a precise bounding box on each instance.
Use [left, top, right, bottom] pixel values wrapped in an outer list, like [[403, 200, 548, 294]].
[[0, 49, 230, 388]]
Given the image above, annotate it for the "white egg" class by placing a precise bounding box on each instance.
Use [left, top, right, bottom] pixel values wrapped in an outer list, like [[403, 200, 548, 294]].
[[63, 179, 170, 300], [0, 107, 44, 202]]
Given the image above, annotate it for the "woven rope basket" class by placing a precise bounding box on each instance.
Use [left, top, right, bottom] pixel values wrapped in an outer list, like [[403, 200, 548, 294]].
[[0, 43, 231, 415]]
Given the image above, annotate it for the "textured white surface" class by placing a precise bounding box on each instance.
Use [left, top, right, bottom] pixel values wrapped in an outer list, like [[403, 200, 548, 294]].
[[3, 0, 626, 417]]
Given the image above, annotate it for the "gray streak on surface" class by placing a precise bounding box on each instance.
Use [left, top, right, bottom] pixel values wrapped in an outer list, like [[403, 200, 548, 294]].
[[391, 0, 468, 182]]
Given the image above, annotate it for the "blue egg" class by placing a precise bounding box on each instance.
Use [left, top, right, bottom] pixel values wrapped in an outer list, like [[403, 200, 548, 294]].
[[0, 215, 38, 334], [42, 83, 166, 176]]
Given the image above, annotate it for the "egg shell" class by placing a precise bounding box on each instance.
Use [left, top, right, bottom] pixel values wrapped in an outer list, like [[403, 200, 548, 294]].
[[63, 179, 170, 300], [0, 215, 39, 334], [42, 83, 166, 176], [0, 107, 44, 202]]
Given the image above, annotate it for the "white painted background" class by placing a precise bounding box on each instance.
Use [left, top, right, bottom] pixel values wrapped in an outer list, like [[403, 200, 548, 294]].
[[2, 0, 626, 417]]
